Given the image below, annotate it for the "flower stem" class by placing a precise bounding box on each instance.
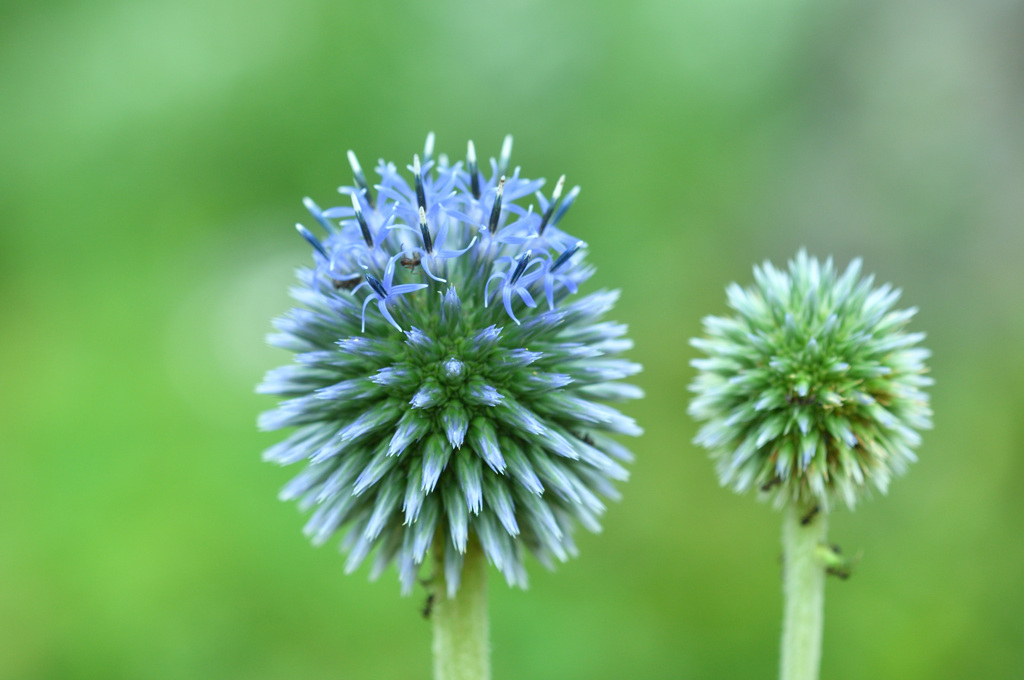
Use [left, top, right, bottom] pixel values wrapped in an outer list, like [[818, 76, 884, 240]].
[[780, 503, 828, 680], [432, 537, 490, 680]]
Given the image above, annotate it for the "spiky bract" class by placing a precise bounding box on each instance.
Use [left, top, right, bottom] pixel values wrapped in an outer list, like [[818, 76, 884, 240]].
[[688, 250, 931, 510], [258, 135, 642, 595]]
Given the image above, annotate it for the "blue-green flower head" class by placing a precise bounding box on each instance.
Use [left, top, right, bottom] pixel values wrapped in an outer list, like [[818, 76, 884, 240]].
[[258, 134, 643, 595], [688, 250, 932, 511]]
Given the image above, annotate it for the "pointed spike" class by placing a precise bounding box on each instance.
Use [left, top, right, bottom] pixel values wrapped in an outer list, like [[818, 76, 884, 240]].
[[419, 207, 433, 253], [467, 140, 481, 199], [495, 396, 544, 435], [303, 197, 334, 233], [295, 224, 328, 259], [368, 526, 403, 581], [488, 177, 505, 234], [413, 154, 427, 211], [352, 446, 400, 496], [531, 449, 582, 505], [538, 175, 565, 235], [410, 381, 443, 409], [468, 418, 505, 472], [509, 249, 532, 284], [454, 450, 483, 514], [397, 531, 418, 594], [403, 474, 426, 525], [465, 380, 503, 407], [423, 132, 435, 164], [442, 482, 469, 554], [444, 532, 464, 597], [515, 489, 565, 558], [388, 411, 430, 456], [474, 512, 507, 571], [483, 475, 519, 536], [347, 150, 374, 207], [550, 186, 580, 227], [363, 473, 403, 540], [502, 438, 544, 495], [551, 240, 584, 273], [441, 401, 470, 449], [498, 135, 513, 177], [411, 495, 440, 562], [441, 286, 461, 326], [303, 494, 357, 546], [350, 192, 373, 247], [421, 433, 452, 492], [343, 524, 375, 574]]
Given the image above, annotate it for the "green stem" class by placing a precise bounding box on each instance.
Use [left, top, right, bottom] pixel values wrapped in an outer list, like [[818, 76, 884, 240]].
[[432, 537, 490, 680], [780, 503, 828, 680]]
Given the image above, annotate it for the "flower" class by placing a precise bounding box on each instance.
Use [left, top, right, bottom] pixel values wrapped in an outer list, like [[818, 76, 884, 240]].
[[688, 250, 932, 511], [258, 134, 643, 595]]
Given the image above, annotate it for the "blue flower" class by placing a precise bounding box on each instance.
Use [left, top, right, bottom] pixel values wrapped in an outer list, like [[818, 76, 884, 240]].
[[485, 250, 545, 324], [355, 258, 428, 332], [541, 240, 586, 310], [389, 207, 478, 283], [259, 135, 643, 595]]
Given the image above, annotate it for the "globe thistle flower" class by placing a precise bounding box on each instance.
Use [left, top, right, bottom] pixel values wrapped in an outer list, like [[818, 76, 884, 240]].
[[258, 134, 642, 599], [688, 250, 932, 511], [688, 250, 932, 680]]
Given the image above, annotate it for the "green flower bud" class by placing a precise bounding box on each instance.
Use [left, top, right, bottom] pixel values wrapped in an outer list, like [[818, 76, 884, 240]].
[[689, 250, 932, 510]]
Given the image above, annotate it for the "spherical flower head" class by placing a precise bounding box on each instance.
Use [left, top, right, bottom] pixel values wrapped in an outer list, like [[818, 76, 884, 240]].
[[688, 250, 932, 511], [258, 134, 643, 595]]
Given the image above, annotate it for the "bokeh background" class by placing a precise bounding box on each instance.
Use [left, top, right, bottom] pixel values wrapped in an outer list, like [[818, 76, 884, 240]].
[[3, 0, 1023, 678]]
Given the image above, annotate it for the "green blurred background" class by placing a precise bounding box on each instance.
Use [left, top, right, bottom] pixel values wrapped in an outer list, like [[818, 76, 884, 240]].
[[2, 0, 1022, 678]]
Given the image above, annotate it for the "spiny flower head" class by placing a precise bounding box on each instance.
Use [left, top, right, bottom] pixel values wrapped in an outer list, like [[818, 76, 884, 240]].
[[688, 250, 932, 511], [259, 134, 642, 595]]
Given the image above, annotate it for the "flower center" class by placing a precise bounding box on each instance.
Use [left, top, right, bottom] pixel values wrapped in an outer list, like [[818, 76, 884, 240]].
[[441, 357, 466, 384]]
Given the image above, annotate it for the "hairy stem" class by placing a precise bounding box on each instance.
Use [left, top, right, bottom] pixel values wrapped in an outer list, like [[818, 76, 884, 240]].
[[780, 503, 828, 680], [432, 537, 490, 680]]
